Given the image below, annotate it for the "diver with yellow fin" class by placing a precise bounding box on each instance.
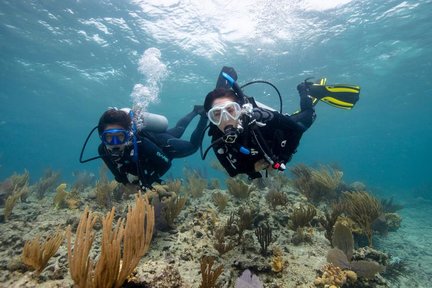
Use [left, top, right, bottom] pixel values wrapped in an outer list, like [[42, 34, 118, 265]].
[[200, 66, 360, 179]]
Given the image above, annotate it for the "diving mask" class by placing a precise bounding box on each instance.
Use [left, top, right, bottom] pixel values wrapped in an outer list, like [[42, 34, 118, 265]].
[[101, 129, 131, 146], [207, 101, 242, 126]]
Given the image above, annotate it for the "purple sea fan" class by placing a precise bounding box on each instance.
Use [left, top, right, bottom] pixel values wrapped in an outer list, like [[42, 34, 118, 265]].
[[235, 269, 263, 288]]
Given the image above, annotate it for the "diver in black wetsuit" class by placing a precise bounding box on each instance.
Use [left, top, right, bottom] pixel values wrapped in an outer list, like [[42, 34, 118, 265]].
[[97, 106, 207, 188], [202, 68, 316, 179]]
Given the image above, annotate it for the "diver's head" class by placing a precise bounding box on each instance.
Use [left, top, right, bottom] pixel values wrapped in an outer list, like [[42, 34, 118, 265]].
[[98, 109, 133, 156], [204, 88, 242, 132]]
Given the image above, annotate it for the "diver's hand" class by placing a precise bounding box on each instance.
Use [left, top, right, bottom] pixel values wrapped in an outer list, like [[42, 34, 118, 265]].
[[254, 159, 270, 172], [297, 78, 314, 97]]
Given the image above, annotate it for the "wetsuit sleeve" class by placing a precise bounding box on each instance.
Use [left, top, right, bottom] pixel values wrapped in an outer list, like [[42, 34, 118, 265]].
[[98, 144, 129, 184], [252, 108, 305, 133]]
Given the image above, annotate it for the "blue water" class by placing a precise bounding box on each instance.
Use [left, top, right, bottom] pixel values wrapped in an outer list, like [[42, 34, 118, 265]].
[[1, 0, 431, 197]]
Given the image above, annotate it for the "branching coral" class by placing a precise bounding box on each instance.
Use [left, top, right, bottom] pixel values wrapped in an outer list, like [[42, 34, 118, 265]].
[[0, 171, 29, 206], [342, 191, 382, 246], [72, 170, 95, 193], [290, 164, 343, 203], [9, 170, 30, 190], [33, 169, 60, 199], [265, 189, 289, 209], [67, 192, 154, 288], [184, 169, 207, 198], [255, 223, 273, 256], [271, 246, 284, 273], [208, 178, 220, 190], [4, 191, 21, 221], [53, 183, 81, 209], [213, 226, 235, 256], [199, 256, 223, 288], [289, 204, 317, 230], [53, 183, 68, 209], [162, 194, 187, 228], [95, 180, 117, 209], [212, 191, 229, 212], [166, 179, 182, 194], [94, 165, 118, 208], [237, 207, 254, 242], [226, 178, 254, 199], [21, 230, 64, 275]]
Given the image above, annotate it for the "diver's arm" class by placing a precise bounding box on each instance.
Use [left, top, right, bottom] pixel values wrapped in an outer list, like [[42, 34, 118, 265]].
[[252, 108, 306, 133]]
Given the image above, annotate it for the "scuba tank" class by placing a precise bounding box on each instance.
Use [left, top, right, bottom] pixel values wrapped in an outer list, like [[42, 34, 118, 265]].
[[139, 112, 168, 133], [120, 108, 168, 133]]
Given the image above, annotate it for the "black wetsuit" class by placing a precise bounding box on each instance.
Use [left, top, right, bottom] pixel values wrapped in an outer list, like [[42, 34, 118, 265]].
[[99, 109, 207, 188], [209, 105, 315, 179]]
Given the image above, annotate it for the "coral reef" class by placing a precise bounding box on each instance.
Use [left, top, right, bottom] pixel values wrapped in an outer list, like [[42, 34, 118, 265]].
[[33, 169, 60, 199], [212, 191, 229, 212], [271, 246, 284, 273], [3, 192, 20, 221], [0, 163, 413, 287], [93, 165, 118, 208], [213, 226, 235, 256], [342, 191, 383, 246], [162, 194, 187, 229], [255, 223, 273, 256], [314, 263, 357, 287], [226, 177, 254, 199], [67, 192, 154, 287], [199, 256, 223, 288], [21, 230, 64, 275], [71, 170, 95, 193], [326, 221, 385, 279], [289, 204, 317, 230], [265, 189, 289, 209], [320, 201, 345, 241], [290, 164, 343, 203], [184, 169, 207, 198]]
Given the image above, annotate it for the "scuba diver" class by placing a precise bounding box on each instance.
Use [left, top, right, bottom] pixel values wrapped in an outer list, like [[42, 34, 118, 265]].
[[80, 106, 207, 189], [201, 66, 360, 179]]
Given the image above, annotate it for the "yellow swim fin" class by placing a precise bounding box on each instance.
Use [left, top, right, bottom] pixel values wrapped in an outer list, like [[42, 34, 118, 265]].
[[309, 78, 361, 109]]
